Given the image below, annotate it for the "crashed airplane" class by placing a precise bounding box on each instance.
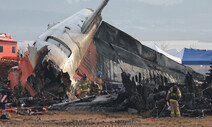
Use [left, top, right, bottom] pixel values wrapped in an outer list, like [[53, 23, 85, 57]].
[[8, 0, 212, 117], [9, 0, 204, 97]]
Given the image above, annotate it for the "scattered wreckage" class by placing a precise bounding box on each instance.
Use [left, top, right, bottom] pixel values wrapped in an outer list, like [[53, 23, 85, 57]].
[[3, 0, 212, 117], [51, 71, 212, 117]]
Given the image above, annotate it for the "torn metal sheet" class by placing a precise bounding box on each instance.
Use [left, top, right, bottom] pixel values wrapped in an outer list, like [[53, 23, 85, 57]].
[[51, 95, 125, 112]]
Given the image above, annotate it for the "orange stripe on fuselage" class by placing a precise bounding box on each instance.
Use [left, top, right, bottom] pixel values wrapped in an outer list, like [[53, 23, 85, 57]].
[[73, 41, 97, 81]]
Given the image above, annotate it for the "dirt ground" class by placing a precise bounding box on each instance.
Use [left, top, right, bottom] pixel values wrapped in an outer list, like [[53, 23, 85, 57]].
[[0, 111, 211, 127]]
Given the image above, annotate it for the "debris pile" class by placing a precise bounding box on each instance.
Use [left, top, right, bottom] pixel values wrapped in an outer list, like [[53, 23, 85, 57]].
[[0, 61, 18, 81], [120, 71, 212, 117], [51, 71, 211, 118], [0, 60, 67, 115], [1, 60, 212, 118], [27, 60, 71, 99]]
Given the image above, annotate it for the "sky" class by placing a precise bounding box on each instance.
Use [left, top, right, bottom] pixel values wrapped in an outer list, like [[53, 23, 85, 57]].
[[0, 0, 212, 43]]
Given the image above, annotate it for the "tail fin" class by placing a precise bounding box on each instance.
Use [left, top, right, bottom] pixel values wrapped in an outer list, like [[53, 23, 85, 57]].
[[81, 0, 109, 33]]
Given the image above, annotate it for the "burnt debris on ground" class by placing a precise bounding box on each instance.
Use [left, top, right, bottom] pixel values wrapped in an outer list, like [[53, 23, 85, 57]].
[[120, 71, 212, 117], [51, 70, 212, 118], [1, 61, 212, 118], [0, 61, 18, 82]]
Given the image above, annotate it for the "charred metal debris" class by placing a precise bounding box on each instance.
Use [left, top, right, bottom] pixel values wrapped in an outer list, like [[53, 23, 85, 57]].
[[50, 70, 212, 118], [2, 61, 212, 117], [27, 60, 71, 99]]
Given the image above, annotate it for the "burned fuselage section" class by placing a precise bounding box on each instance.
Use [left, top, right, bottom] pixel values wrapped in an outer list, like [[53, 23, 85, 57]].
[[93, 21, 204, 89], [92, 22, 210, 116], [70, 21, 208, 116]]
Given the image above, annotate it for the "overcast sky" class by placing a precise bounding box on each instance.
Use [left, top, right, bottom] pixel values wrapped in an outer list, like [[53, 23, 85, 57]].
[[0, 0, 212, 43]]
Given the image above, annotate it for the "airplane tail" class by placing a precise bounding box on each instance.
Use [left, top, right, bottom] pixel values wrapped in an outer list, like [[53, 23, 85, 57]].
[[81, 0, 109, 33]]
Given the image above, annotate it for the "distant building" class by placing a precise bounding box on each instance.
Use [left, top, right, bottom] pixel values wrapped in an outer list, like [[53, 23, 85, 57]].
[[0, 33, 18, 59]]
